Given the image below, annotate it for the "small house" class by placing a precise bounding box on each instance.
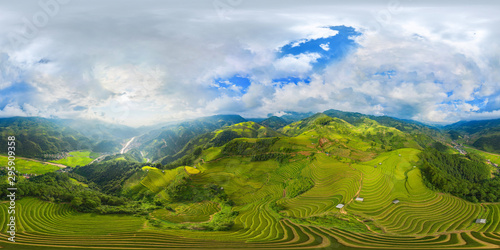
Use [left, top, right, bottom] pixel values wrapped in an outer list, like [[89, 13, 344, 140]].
[[475, 219, 486, 224], [355, 197, 364, 202], [393, 199, 400, 204], [336, 204, 344, 209], [379, 163, 382, 165]]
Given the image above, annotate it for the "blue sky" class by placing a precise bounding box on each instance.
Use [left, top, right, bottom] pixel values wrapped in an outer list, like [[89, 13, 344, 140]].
[[0, 0, 499, 126]]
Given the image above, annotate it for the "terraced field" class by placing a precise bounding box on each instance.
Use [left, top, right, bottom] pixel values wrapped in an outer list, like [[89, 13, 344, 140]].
[[2, 197, 500, 249], [153, 201, 220, 223], [140, 166, 180, 193]]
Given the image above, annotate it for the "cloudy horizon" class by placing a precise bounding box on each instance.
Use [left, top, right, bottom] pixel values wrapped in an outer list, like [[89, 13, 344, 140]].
[[1, 0, 499, 127]]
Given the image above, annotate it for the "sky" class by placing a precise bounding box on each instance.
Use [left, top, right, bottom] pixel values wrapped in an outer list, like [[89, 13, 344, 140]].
[[0, 0, 499, 127]]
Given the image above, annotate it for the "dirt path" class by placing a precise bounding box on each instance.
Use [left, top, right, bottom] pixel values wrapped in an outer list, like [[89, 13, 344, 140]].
[[341, 164, 363, 214]]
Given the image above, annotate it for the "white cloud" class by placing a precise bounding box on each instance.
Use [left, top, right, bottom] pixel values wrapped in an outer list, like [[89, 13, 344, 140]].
[[0, 103, 27, 117], [319, 43, 330, 51], [272, 111, 289, 117], [273, 53, 321, 76], [290, 25, 339, 47], [0, 1, 499, 126]]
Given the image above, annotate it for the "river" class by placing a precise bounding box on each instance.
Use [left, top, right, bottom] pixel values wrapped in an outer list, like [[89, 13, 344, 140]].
[[120, 136, 136, 154]]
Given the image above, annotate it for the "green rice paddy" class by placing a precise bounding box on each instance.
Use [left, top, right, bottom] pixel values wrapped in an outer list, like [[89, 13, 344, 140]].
[[0, 155, 59, 175], [49, 150, 97, 167]]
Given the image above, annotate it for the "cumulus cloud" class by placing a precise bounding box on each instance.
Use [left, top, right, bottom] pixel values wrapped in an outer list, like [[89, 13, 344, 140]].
[[0, 0, 499, 126], [273, 53, 321, 76]]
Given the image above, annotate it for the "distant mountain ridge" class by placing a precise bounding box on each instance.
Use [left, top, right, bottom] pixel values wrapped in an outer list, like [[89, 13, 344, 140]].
[[2, 110, 500, 160], [0, 117, 92, 157], [444, 118, 500, 153], [135, 115, 248, 162]]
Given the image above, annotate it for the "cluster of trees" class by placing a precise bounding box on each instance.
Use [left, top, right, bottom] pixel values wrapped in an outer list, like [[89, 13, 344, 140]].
[[362, 130, 407, 151], [73, 160, 145, 194], [286, 177, 314, 198], [0, 172, 149, 214], [269, 200, 286, 214], [166, 171, 229, 203], [419, 147, 500, 202], [161, 171, 238, 231], [315, 116, 334, 126], [161, 145, 204, 170], [251, 153, 290, 164], [473, 135, 500, 154], [222, 138, 280, 156], [211, 130, 241, 147]]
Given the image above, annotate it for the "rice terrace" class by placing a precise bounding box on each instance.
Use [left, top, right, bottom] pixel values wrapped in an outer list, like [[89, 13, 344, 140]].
[[1, 0, 500, 249]]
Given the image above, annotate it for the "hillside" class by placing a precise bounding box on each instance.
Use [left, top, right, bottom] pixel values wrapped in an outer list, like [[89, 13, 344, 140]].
[[3, 113, 500, 250], [55, 118, 139, 141], [158, 121, 282, 165], [445, 118, 500, 153], [134, 115, 247, 162], [0, 117, 93, 157], [323, 109, 444, 147], [4, 113, 500, 249], [259, 116, 288, 130]]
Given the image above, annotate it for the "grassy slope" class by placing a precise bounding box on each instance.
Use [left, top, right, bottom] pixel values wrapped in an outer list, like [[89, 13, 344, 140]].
[[0, 155, 59, 175], [49, 150, 96, 167], [466, 147, 500, 165]]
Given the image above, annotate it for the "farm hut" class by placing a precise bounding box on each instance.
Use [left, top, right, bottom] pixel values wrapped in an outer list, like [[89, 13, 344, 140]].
[[392, 199, 400, 204], [475, 219, 487, 224], [379, 163, 382, 165], [399, 154, 401, 157], [355, 197, 364, 202], [336, 204, 344, 209]]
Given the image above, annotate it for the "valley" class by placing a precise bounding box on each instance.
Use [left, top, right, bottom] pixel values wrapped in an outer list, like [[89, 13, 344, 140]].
[[1, 111, 500, 249]]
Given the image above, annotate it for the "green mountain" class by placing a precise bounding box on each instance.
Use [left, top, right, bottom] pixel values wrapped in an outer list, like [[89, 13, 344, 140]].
[[0, 117, 93, 157], [135, 115, 247, 162], [259, 116, 288, 130], [56, 118, 139, 141], [268, 111, 315, 123], [323, 109, 445, 146], [158, 121, 282, 165], [444, 118, 500, 153]]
